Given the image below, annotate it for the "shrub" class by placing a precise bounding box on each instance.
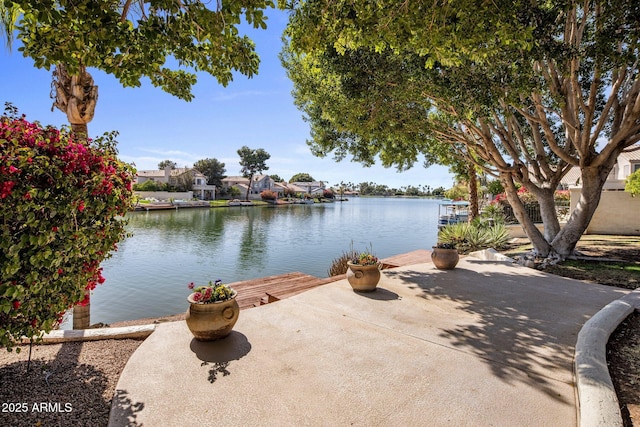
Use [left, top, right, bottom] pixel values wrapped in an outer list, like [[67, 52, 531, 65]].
[[260, 190, 277, 200], [479, 203, 507, 224], [437, 222, 510, 254], [625, 169, 640, 197], [323, 189, 334, 199], [487, 179, 504, 196], [133, 179, 166, 191], [0, 110, 134, 351], [328, 248, 360, 277]]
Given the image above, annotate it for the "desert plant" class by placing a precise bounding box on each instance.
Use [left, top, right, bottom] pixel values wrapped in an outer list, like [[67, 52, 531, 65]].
[[484, 224, 510, 249], [438, 222, 510, 254], [328, 248, 359, 277], [478, 203, 507, 225]]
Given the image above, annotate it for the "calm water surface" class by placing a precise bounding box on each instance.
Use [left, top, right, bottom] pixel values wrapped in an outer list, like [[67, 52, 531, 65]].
[[82, 197, 440, 325]]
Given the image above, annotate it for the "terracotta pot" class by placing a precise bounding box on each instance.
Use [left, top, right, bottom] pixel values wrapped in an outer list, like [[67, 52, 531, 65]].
[[431, 247, 459, 270], [346, 261, 381, 292], [185, 291, 239, 341]]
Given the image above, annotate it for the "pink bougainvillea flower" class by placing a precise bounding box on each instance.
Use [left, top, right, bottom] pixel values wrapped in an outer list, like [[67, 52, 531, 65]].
[[12, 300, 21, 310], [77, 201, 85, 212], [0, 181, 15, 198]]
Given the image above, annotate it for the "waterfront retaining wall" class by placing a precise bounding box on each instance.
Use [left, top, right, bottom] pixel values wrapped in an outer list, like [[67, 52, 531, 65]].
[[134, 191, 194, 201]]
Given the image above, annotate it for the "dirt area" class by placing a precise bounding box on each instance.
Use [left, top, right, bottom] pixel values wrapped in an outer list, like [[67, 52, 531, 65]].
[[0, 339, 143, 427]]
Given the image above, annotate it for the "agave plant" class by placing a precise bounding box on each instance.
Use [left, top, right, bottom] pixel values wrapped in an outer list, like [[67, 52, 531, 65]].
[[438, 222, 511, 254]]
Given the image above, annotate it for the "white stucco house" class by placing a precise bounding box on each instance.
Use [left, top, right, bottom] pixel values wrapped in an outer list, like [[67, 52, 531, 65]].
[[222, 175, 282, 199], [560, 144, 640, 190], [289, 181, 326, 196], [135, 166, 216, 200]]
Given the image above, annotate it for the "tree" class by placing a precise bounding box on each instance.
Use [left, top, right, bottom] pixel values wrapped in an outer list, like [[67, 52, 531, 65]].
[[158, 160, 177, 170], [283, 0, 640, 258], [193, 158, 226, 189], [172, 170, 194, 192], [3, 0, 274, 137], [289, 172, 314, 182], [237, 146, 270, 201], [3, 0, 273, 328], [0, 109, 134, 351], [626, 169, 640, 197], [269, 174, 284, 183], [488, 180, 505, 197]]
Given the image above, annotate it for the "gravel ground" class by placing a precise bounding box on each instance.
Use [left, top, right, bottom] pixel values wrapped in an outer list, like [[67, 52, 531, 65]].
[[0, 339, 142, 427]]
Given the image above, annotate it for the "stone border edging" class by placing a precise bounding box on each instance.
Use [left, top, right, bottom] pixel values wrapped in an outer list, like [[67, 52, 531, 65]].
[[575, 288, 640, 427], [20, 324, 157, 344]]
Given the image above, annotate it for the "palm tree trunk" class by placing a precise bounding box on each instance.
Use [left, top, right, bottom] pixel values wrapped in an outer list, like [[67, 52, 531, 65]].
[[52, 63, 98, 329], [52, 64, 97, 140], [467, 163, 479, 221]]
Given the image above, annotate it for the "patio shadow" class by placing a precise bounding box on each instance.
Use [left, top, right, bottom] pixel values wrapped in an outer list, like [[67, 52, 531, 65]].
[[383, 261, 627, 403], [189, 331, 251, 383]]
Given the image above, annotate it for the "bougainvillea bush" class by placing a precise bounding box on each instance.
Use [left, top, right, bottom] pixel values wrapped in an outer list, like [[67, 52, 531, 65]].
[[0, 108, 134, 351]]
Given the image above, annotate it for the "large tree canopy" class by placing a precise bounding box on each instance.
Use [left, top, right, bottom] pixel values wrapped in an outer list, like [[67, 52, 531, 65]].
[[2, 0, 274, 135], [8, 0, 274, 98], [282, 0, 640, 258], [193, 157, 226, 188], [237, 146, 270, 201]]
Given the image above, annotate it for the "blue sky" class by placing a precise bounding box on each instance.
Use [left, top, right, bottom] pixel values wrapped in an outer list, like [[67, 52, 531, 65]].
[[0, 8, 454, 190]]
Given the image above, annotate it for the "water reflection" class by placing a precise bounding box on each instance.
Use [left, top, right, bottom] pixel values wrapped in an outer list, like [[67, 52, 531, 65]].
[[89, 198, 441, 324]]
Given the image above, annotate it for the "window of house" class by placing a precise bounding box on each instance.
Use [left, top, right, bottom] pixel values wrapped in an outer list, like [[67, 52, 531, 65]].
[[632, 162, 640, 173]]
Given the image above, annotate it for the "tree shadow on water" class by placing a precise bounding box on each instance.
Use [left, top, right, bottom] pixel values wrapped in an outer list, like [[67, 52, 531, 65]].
[[384, 262, 626, 403], [189, 331, 251, 383]]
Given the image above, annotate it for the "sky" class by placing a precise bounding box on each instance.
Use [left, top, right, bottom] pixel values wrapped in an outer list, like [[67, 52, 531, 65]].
[[0, 8, 454, 190]]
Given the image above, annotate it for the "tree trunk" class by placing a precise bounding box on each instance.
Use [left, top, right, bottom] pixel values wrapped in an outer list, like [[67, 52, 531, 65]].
[[245, 175, 253, 201], [52, 63, 98, 329], [502, 174, 552, 256], [51, 64, 97, 140], [467, 163, 479, 221], [527, 187, 560, 243], [550, 166, 610, 257]]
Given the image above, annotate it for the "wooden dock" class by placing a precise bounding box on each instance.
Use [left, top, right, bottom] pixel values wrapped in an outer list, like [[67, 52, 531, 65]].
[[231, 272, 341, 309], [379, 249, 432, 269], [230, 249, 433, 309]]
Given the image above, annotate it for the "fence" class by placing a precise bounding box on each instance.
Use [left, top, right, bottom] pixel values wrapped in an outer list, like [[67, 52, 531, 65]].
[[501, 200, 570, 224]]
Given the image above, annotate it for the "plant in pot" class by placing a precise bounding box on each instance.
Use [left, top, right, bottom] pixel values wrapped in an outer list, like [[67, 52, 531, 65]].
[[346, 249, 381, 292], [431, 242, 460, 270], [186, 279, 239, 341]]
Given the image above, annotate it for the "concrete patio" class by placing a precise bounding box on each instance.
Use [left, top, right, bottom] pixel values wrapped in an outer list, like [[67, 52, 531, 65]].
[[109, 257, 632, 426]]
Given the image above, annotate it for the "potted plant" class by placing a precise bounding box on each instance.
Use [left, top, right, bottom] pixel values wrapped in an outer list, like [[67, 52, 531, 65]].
[[346, 250, 381, 292], [431, 242, 460, 270], [185, 279, 239, 341]]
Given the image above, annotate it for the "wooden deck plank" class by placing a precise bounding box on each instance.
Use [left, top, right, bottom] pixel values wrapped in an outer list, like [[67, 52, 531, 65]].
[[228, 272, 333, 309], [225, 250, 432, 310], [380, 249, 432, 269]]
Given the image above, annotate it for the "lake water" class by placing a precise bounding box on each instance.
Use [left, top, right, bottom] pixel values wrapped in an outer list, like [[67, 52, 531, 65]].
[[81, 197, 441, 325]]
